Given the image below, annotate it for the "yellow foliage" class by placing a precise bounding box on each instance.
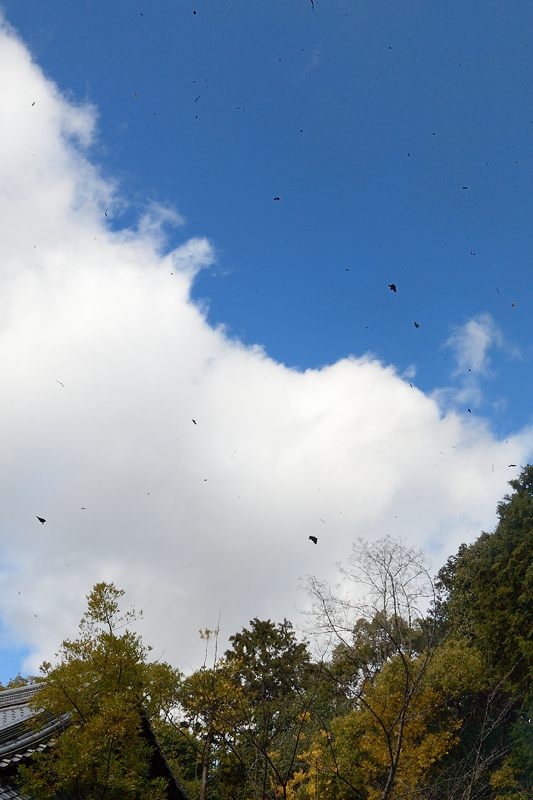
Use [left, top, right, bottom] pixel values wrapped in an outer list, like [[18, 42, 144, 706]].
[[290, 639, 487, 800], [490, 761, 530, 800]]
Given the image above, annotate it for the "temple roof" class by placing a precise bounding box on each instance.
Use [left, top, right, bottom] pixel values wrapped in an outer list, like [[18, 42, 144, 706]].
[[0, 683, 187, 799], [0, 684, 66, 799], [0, 684, 69, 771], [0, 785, 29, 800]]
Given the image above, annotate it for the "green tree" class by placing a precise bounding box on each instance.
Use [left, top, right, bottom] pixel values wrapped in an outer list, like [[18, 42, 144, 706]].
[[436, 466, 532, 698], [224, 618, 316, 800], [174, 619, 317, 800], [176, 645, 248, 800], [0, 673, 41, 690], [433, 466, 533, 798], [17, 582, 181, 800]]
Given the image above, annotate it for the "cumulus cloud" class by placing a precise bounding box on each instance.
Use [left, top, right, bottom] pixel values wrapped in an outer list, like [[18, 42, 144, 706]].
[[440, 313, 518, 407], [0, 21, 532, 677]]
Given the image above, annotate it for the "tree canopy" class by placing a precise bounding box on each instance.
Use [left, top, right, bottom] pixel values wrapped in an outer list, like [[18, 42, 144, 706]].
[[8, 468, 532, 800], [17, 582, 181, 800]]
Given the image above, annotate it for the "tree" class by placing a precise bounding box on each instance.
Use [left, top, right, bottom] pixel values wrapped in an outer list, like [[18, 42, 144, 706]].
[[306, 537, 439, 800], [173, 619, 317, 800], [287, 638, 487, 800], [433, 466, 533, 798], [175, 631, 248, 800], [436, 466, 532, 701], [224, 618, 316, 800], [0, 673, 41, 690], [17, 582, 181, 800]]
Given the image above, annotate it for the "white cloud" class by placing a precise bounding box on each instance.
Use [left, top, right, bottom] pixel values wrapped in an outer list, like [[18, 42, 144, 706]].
[[445, 313, 504, 376], [439, 313, 519, 408], [0, 22, 532, 677], [402, 364, 417, 380]]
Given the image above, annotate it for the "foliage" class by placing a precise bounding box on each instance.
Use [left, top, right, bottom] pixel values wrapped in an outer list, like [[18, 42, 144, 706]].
[[436, 466, 533, 700], [287, 639, 486, 800], [17, 582, 181, 800], [170, 619, 317, 800], [429, 466, 533, 798], [306, 538, 440, 800], [7, 471, 532, 800], [0, 674, 42, 690]]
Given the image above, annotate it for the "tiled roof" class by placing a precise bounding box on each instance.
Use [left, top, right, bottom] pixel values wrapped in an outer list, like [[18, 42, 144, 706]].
[[0, 684, 188, 799], [0, 782, 30, 799], [0, 684, 69, 771], [0, 685, 43, 711]]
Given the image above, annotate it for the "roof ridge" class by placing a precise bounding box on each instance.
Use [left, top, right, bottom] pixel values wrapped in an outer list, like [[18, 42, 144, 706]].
[[0, 687, 43, 710]]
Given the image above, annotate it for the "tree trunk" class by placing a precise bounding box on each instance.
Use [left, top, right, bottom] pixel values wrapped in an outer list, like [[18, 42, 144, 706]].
[[199, 730, 212, 800]]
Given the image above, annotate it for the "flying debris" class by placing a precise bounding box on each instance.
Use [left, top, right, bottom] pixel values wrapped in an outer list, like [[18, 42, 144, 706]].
[[413, 321, 420, 328], [388, 283, 397, 292], [36, 516, 46, 525], [309, 535, 318, 544]]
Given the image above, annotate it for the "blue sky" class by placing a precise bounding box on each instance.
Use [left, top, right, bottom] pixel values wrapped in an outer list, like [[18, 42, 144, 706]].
[[0, 1, 531, 683], [4, 0, 532, 398]]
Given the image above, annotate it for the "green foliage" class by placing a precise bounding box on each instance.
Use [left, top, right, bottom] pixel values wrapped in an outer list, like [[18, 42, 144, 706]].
[[225, 617, 310, 700], [17, 582, 181, 800], [436, 465, 533, 699], [172, 619, 316, 800], [0, 673, 42, 690], [430, 466, 533, 799], [224, 618, 315, 799], [6, 471, 531, 800]]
